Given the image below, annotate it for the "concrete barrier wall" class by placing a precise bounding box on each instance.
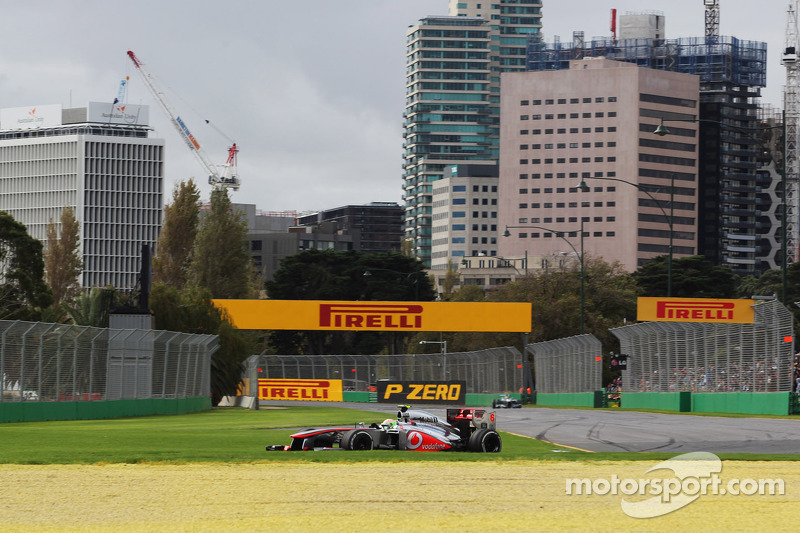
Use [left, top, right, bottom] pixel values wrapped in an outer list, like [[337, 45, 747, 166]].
[[536, 392, 597, 407], [692, 392, 791, 416], [342, 391, 371, 403], [534, 391, 791, 415], [622, 392, 691, 412], [0, 397, 211, 423]]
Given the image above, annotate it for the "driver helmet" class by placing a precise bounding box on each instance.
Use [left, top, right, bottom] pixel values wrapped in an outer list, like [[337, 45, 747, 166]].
[[381, 418, 398, 429]]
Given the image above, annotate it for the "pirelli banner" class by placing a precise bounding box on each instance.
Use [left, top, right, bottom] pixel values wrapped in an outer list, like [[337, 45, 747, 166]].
[[377, 381, 466, 405], [258, 379, 343, 402], [213, 300, 532, 332], [637, 297, 755, 324]]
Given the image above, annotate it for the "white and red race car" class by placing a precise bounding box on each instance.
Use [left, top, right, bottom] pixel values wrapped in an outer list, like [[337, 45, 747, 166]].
[[266, 405, 502, 453]]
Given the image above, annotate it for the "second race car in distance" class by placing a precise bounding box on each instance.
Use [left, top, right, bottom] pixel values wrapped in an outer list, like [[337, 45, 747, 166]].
[[492, 394, 522, 408]]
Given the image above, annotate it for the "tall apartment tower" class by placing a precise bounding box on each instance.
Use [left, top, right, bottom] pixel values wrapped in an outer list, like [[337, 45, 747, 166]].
[[404, 1, 542, 268], [498, 58, 700, 271], [0, 102, 164, 290]]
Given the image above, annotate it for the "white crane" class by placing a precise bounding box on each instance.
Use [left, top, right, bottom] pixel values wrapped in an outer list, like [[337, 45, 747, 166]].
[[783, 2, 799, 261], [126, 50, 240, 191]]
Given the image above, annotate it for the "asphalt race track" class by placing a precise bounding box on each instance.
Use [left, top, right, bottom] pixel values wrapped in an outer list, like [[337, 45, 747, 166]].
[[260, 401, 800, 454], [499, 408, 800, 454]]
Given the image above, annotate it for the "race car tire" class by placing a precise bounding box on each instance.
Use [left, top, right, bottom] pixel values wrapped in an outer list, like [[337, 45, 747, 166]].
[[468, 428, 502, 453], [341, 429, 374, 451], [492, 400, 498, 408]]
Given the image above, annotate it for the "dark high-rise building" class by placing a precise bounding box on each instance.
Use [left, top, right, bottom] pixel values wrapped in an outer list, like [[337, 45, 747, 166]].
[[297, 202, 403, 254]]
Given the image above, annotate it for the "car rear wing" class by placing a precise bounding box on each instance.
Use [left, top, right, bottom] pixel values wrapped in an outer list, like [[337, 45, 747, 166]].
[[446, 408, 496, 430]]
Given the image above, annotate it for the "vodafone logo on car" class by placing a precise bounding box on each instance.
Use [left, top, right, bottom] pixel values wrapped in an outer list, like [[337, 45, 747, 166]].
[[406, 431, 424, 450], [405, 431, 448, 451]]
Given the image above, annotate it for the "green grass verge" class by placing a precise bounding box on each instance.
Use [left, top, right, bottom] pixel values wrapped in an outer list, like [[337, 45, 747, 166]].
[[1, 406, 798, 464]]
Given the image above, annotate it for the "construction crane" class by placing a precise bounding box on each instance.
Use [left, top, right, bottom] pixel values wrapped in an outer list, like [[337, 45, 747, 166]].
[[114, 76, 128, 107], [704, 0, 720, 42], [126, 50, 240, 191], [784, 2, 799, 261]]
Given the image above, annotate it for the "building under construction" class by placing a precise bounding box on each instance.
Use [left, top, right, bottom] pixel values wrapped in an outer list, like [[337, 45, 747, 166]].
[[525, 17, 774, 275], [527, 35, 766, 89]]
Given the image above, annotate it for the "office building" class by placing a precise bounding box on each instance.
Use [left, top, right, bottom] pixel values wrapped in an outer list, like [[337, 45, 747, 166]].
[[498, 58, 700, 271], [525, 15, 769, 274], [297, 202, 403, 254], [0, 102, 163, 290], [239, 202, 403, 283], [431, 164, 499, 269]]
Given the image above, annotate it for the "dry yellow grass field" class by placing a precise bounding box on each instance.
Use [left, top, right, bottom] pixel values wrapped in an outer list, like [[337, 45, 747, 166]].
[[0, 460, 796, 532]]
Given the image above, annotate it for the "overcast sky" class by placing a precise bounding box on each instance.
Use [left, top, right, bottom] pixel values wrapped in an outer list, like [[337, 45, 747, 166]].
[[0, 1, 790, 213]]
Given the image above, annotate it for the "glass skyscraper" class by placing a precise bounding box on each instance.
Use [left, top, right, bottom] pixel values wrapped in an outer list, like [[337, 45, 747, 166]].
[[403, 1, 542, 267]]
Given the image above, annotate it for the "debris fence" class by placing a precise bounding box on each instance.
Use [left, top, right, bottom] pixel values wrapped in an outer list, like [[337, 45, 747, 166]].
[[611, 300, 795, 393], [0, 320, 218, 402], [246, 347, 523, 394]]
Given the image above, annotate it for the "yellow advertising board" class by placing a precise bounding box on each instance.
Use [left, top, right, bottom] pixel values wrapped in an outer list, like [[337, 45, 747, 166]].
[[257, 379, 343, 402], [637, 297, 755, 324], [213, 300, 532, 332]]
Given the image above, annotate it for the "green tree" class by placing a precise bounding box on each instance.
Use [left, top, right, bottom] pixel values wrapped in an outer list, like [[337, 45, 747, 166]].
[[149, 284, 253, 405], [439, 260, 460, 300], [737, 263, 800, 326], [450, 283, 486, 302], [153, 180, 200, 289], [66, 287, 113, 327], [0, 211, 52, 320], [265, 250, 433, 354], [44, 207, 83, 307], [490, 256, 638, 346], [737, 269, 782, 299], [187, 187, 253, 299], [633, 255, 738, 298], [267, 250, 433, 302]]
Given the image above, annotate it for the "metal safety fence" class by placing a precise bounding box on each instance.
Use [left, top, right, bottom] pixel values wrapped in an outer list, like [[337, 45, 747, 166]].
[[0, 320, 218, 402], [611, 299, 794, 393], [246, 347, 523, 394], [529, 334, 602, 393]]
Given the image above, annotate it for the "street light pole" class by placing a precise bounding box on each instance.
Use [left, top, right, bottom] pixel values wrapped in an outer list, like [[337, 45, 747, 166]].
[[503, 221, 585, 334], [579, 218, 585, 335], [668, 173, 674, 298], [578, 176, 673, 296], [419, 340, 448, 380]]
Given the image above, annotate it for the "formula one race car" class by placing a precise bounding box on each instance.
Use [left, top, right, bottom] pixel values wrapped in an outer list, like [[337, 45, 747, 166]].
[[492, 394, 522, 409], [265, 405, 502, 453]]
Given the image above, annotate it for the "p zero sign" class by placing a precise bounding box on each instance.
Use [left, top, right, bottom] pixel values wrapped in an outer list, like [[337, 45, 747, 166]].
[[213, 300, 531, 332], [257, 379, 343, 402], [377, 381, 466, 405], [637, 297, 755, 324]]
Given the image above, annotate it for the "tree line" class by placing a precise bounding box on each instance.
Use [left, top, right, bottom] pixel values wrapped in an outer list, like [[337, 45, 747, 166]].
[[4, 179, 800, 399], [0, 180, 254, 404]]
